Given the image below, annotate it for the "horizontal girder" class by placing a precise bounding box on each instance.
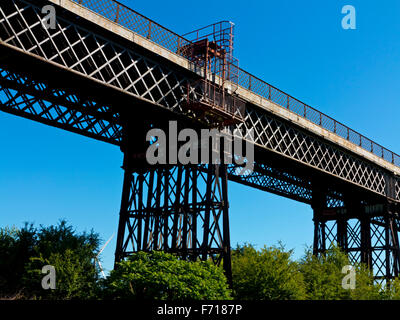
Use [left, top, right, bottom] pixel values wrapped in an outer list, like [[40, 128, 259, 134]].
[[0, 0, 399, 203], [0, 63, 321, 204]]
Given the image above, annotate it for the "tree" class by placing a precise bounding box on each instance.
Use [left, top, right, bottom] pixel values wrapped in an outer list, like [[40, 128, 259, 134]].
[[0, 223, 38, 297], [386, 277, 400, 300], [231, 244, 307, 300], [298, 246, 383, 300], [0, 220, 100, 299], [1, 220, 393, 300], [102, 251, 232, 300], [23, 220, 100, 300]]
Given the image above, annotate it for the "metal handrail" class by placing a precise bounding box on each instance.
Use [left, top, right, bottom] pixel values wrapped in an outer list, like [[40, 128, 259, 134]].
[[73, 0, 400, 167]]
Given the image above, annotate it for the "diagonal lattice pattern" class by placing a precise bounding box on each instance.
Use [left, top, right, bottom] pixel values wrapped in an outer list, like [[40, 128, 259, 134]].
[[0, 0, 399, 284], [115, 164, 232, 279], [0, 65, 325, 205], [237, 107, 388, 197], [74, 0, 400, 167], [0, 68, 122, 143], [226, 162, 313, 204], [0, 0, 399, 201], [314, 199, 400, 283], [0, 0, 189, 111]]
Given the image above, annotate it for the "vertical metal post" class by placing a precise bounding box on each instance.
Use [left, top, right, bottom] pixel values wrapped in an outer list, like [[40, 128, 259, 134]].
[[191, 167, 198, 260], [137, 173, 144, 251], [163, 168, 169, 251], [171, 166, 183, 251], [221, 164, 232, 287], [202, 165, 213, 260], [114, 158, 133, 266], [312, 181, 326, 257], [337, 217, 348, 252], [385, 214, 392, 281], [142, 170, 154, 250], [360, 216, 372, 267], [115, 4, 120, 23], [390, 218, 400, 278], [147, 21, 152, 39], [182, 168, 191, 259], [153, 171, 163, 250]]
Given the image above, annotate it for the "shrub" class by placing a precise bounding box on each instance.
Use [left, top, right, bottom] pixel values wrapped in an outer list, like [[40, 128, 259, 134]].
[[231, 244, 307, 300], [102, 251, 232, 300]]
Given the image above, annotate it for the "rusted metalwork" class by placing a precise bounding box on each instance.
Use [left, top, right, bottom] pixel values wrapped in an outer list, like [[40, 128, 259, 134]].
[[182, 21, 239, 84], [312, 186, 400, 283], [179, 21, 242, 127], [3, 0, 400, 283], [183, 79, 245, 127], [1, 0, 399, 200], [114, 160, 233, 284], [72, 0, 400, 166]]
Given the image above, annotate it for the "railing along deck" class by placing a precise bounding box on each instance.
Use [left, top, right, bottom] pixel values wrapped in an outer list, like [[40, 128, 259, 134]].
[[74, 0, 400, 167]]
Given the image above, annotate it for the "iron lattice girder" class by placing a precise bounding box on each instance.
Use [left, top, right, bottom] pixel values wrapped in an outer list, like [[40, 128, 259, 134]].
[[237, 107, 390, 199], [0, 0, 398, 201], [0, 68, 121, 125], [1, 0, 399, 284], [0, 66, 320, 205], [0, 66, 123, 144], [225, 161, 322, 204], [0, 64, 319, 203], [0, 0, 190, 111], [313, 196, 400, 282], [114, 162, 232, 282]]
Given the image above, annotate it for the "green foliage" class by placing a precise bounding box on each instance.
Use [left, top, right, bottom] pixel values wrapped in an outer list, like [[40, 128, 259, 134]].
[[348, 264, 383, 300], [231, 243, 307, 300], [102, 251, 232, 300], [23, 220, 100, 300], [0, 220, 100, 300], [298, 246, 382, 300], [3, 219, 400, 301], [386, 278, 400, 300], [0, 223, 38, 296], [231, 244, 387, 300], [23, 249, 99, 300]]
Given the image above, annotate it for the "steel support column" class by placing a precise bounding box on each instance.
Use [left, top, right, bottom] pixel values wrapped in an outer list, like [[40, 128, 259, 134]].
[[313, 195, 400, 282], [360, 216, 372, 267], [312, 181, 327, 256], [114, 155, 232, 283]]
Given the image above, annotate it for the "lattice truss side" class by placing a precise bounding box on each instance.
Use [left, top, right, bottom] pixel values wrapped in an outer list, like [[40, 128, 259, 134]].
[[236, 107, 389, 198], [396, 180, 400, 201], [0, 0, 191, 110], [314, 204, 400, 282], [0, 66, 122, 143], [0, 67, 318, 204], [369, 216, 400, 281], [226, 162, 313, 204], [115, 164, 231, 266], [0, 0, 399, 200]]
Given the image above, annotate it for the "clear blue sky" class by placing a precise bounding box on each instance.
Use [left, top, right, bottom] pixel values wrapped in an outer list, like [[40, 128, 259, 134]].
[[2, 0, 400, 274]]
